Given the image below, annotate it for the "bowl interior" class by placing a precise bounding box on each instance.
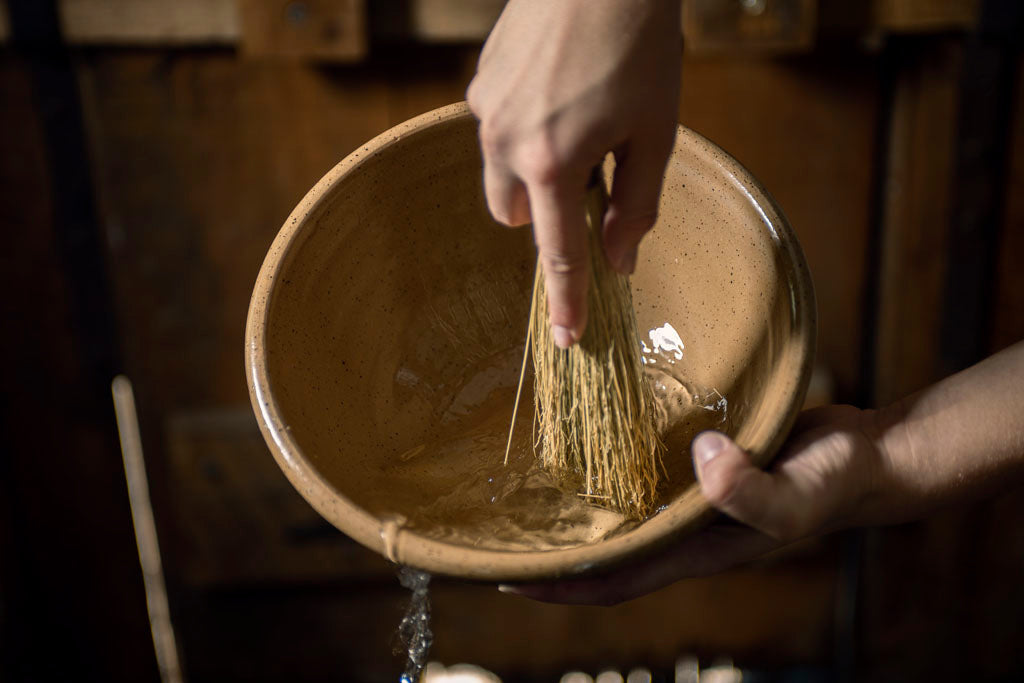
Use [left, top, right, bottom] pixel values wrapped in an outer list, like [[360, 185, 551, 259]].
[[248, 103, 814, 580]]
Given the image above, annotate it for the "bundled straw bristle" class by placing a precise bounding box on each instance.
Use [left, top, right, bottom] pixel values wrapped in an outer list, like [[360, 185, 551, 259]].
[[514, 180, 665, 518]]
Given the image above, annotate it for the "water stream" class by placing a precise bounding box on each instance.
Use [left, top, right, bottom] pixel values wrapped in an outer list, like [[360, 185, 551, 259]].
[[396, 567, 433, 683]]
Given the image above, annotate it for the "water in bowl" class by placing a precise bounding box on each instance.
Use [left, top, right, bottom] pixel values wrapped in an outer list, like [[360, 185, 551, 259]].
[[387, 321, 729, 553]]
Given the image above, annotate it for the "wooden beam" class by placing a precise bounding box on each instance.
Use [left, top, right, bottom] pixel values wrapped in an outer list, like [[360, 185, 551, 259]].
[[60, 0, 239, 45], [872, 0, 979, 32], [409, 0, 504, 43], [18, 0, 502, 47]]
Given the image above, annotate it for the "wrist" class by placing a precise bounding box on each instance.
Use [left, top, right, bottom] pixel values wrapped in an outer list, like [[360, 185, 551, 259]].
[[854, 399, 913, 527]]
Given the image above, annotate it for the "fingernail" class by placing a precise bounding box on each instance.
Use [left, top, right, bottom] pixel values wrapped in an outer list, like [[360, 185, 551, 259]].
[[553, 325, 575, 349], [617, 247, 638, 274], [498, 584, 516, 594], [694, 431, 727, 466]]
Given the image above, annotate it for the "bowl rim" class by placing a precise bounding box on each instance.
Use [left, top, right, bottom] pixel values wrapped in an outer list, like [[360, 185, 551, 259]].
[[245, 101, 816, 581]]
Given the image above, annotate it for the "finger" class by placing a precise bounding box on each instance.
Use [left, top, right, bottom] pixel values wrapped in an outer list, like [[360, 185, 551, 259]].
[[693, 431, 805, 542], [498, 523, 778, 606], [527, 180, 589, 348], [483, 162, 530, 226], [602, 137, 673, 274]]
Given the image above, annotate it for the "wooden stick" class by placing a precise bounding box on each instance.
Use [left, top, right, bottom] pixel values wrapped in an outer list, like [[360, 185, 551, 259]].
[[112, 376, 185, 683]]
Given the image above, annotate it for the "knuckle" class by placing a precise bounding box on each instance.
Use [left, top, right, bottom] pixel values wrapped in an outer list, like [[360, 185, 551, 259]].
[[519, 137, 563, 186], [542, 250, 587, 277], [477, 119, 508, 159], [483, 173, 528, 227], [702, 462, 741, 508], [614, 211, 658, 237]]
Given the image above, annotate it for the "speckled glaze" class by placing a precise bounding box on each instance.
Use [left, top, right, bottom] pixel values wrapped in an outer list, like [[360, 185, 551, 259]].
[[245, 102, 816, 581]]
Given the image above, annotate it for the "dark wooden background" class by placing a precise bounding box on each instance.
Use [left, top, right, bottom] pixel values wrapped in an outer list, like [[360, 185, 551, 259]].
[[1, 1, 1022, 681]]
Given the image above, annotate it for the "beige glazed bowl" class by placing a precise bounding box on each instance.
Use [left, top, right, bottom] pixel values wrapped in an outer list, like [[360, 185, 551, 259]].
[[246, 102, 815, 582]]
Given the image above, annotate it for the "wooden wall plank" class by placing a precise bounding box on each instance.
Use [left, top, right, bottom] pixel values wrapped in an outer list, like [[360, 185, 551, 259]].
[[859, 34, 1024, 683], [989, 53, 1024, 352], [0, 52, 159, 682], [872, 39, 962, 406]]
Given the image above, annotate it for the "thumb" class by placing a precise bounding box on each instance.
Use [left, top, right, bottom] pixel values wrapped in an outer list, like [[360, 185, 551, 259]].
[[692, 431, 803, 542]]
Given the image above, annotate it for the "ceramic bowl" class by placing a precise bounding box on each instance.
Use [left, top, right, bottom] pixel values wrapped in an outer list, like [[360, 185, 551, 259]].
[[246, 102, 815, 581]]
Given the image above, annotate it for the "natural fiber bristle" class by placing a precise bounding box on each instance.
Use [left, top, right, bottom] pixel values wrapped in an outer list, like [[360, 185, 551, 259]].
[[523, 181, 665, 518]]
